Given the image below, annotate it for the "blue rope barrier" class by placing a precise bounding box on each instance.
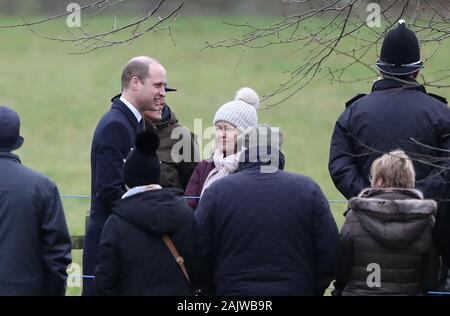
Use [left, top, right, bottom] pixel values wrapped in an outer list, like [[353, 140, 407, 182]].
[[61, 195, 91, 199], [72, 275, 95, 279], [426, 291, 450, 295]]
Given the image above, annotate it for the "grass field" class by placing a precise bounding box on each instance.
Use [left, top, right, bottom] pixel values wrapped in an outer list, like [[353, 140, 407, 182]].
[[0, 14, 449, 296]]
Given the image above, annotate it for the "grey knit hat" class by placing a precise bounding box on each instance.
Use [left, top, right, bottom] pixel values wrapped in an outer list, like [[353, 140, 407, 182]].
[[213, 87, 259, 132]]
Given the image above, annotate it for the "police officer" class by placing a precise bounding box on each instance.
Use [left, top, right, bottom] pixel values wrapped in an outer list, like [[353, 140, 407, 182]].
[[328, 20, 450, 290]]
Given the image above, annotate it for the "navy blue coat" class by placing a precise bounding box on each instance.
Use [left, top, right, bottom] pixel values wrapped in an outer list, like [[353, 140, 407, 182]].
[[0, 152, 71, 295], [90, 97, 144, 216], [194, 161, 341, 296], [94, 188, 194, 296], [83, 97, 144, 295], [328, 79, 450, 260]]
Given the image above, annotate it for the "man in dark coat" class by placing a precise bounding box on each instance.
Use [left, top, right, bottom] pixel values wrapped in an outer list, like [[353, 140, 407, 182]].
[[0, 106, 71, 295], [83, 56, 168, 295], [94, 130, 194, 295], [194, 125, 340, 295], [328, 21, 450, 287], [111, 87, 198, 191]]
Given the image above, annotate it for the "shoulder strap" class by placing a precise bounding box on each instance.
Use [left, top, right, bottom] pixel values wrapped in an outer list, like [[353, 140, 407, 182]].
[[345, 93, 366, 108], [162, 235, 191, 283]]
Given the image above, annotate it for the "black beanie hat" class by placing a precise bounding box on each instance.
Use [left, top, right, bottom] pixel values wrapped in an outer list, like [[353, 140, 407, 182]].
[[376, 20, 423, 76], [122, 130, 161, 188]]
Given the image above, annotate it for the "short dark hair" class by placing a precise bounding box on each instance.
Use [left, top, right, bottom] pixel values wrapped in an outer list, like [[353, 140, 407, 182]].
[[380, 70, 419, 80], [121, 60, 150, 90]]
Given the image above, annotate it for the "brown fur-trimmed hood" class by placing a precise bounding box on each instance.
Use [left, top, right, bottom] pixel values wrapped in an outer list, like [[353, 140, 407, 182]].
[[348, 187, 437, 248]]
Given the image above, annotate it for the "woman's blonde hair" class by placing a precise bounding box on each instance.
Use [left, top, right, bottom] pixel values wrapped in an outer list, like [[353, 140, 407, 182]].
[[370, 149, 415, 188]]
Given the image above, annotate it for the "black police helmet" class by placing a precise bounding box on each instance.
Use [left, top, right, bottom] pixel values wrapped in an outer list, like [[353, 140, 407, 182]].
[[376, 20, 423, 76]]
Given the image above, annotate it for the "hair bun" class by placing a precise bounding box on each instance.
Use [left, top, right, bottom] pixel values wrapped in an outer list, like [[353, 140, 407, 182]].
[[234, 87, 260, 109]]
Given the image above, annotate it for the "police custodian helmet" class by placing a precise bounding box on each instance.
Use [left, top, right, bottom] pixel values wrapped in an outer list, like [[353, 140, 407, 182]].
[[376, 20, 423, 76]]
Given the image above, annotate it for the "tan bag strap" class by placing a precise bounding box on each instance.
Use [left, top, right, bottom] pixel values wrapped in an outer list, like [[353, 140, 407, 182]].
[[162, 235, 191, 283]]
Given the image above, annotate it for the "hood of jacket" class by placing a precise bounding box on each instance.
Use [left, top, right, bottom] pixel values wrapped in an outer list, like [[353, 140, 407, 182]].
[[155, 104, 178, 130], [112, 188, 188, 236], [349, 187, 436, 249]]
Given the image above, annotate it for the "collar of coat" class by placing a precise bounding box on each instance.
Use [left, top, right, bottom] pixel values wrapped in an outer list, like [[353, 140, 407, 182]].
[[0, 152, 21, 163], [237, 148, 286, 172], [154, 104, 178, 130], [111, 97, 142, 132], [371, 78, 426, 93], [111, 93, 178, 130], [349, 187, 437, 217]]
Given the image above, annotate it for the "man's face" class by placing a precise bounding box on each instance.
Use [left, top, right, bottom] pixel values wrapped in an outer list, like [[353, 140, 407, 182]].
[[137, 63, 167, 120]]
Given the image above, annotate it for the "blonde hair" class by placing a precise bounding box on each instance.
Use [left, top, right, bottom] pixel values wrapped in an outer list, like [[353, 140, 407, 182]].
[[370, 149, 415, 188]]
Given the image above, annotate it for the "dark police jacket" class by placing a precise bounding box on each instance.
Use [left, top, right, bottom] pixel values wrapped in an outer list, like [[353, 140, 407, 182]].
[[329, 78, 450, 200], [0, 152, 72, 295]]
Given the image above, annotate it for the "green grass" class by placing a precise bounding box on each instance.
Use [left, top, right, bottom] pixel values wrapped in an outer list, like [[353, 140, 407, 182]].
[[0, 14, 449, 296]]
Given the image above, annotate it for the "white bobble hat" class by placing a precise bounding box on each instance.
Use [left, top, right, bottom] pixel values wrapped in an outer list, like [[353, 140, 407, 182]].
[[213, 87, 259, 132]]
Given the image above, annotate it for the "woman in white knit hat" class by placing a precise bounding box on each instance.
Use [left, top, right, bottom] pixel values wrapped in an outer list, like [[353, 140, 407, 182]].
[[185, 87, 259, 210]]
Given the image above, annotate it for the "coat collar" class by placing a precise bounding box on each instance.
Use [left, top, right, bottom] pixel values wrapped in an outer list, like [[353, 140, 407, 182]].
[[238, 148, 285, 172], [155, 104, 177, 130], [0, 152, 21, 163], [371, 78, 426, 93], [111, 97, 142, 132], [357, 187, 424, 199]]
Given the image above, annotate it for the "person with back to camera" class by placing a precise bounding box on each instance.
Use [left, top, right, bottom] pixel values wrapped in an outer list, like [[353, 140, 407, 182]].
[[94, 130, 194, 296], [334, 150, 439, 296], [328, 20, 450, 290]]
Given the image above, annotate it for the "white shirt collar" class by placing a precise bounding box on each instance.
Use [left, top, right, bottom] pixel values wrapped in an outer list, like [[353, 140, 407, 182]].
[[121, 184, 162, 199], [120, 96, 142, 123]]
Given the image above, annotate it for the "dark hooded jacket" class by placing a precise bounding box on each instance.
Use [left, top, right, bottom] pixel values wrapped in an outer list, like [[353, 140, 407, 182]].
[[93, 188, 194, 296], [335, 187, 439, 296]]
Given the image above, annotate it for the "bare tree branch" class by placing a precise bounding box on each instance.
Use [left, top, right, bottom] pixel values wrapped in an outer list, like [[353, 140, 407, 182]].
[[205, 0, 450, 107], [0, 0, 188, 54]]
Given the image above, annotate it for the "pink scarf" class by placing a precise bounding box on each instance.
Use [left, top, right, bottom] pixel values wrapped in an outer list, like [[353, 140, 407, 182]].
[[201, 150, 240, 196]]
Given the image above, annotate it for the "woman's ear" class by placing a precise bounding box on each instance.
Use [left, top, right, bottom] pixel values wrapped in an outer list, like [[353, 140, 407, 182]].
[[374, 178, 385, 188]]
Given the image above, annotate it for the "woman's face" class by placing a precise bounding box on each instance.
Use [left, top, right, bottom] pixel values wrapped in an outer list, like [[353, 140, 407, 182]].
[[215, 121, 238, 156]]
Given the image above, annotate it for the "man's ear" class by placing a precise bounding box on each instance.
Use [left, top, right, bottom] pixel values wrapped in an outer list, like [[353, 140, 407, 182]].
[[130, 76, 141, 91]]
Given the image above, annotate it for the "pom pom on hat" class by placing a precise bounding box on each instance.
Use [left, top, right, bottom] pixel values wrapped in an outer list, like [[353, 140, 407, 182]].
[[213, 87, 259, 132], [234, 87, 259, 109]]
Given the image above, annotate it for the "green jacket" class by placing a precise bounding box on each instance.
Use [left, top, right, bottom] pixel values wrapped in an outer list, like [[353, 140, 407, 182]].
[[154, 105, 199, 190]]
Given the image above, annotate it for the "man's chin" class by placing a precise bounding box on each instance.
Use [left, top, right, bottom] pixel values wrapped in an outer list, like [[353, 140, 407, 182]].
[[145, 113, 162, 122]]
